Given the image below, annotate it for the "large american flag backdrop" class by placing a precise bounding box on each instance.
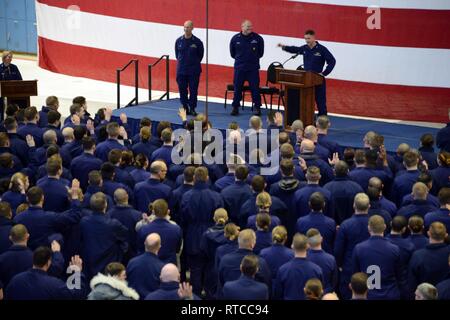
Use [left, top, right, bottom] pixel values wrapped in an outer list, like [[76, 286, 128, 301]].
[[36, 0, 450, 122]]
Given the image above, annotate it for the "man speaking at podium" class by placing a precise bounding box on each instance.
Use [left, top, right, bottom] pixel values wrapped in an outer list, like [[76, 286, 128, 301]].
[[278, 29, 335, 116]]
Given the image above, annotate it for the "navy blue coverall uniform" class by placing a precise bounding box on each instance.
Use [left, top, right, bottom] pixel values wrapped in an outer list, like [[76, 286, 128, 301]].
[[0, 63, 23, 121], [175, 34, 204, 113], [229, 32, 264, 114], [282, 41, 336, 115]]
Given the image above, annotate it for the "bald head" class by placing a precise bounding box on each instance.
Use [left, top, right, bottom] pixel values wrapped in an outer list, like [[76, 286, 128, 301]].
[[300, 139, 315, 153], [62, 127, 74, 142], [412, 182, 428, 200], [368, 177, 383, 190], [144, 233, 161, 253], [160, 263, 180, 283], [322, 293, 339, 300], [114, 188, 129, 205], [241, 19, 253, 35], [43, 130, 57, 144]]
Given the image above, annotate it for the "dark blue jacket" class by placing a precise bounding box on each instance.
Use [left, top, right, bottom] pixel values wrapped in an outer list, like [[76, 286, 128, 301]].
[[401, 193, 439, 208], [134, 178, 172, 213], [221, 181, 253, 223], [419, 146, 438, 170], [215, 240, 238, 271], [61, 140, 83, 160], [94, 139, 127, 162], [318, 134, 339, 155], [82, 185, 114, 211], [137, 218, 182, 264], [17, 123, 45, 147], [175, 34, 204, 75], [0, 216, 13, 254], [436, 123, 450, 152], [391, 170, 421, 207], [108, 205, 141, 257], [168, 183, 193, 224], [386, 233, 415, 298], [436, 274, 450, 300], [102, 179, 132, 202], [294, 184, 332, 218], [379, 196, 398, 217], [307, 249, 338, 294], [430, 166, 450, 195], [70, 153, 103, 190], [1, 190, 26, 216], [300, 152, 334, 186], [424, 208, 450, 232], [247, 214, 281, 232], [13, 202, 82, 250], [0, 63, 22, 80], [200, 224, 227, 262], [334, 214, 370, 286], [352, 236, 402, 300], [274, 257, 323, 300], [130, 168, 150, 184], [230, 32, 264, 70], [283, 41, 336, 76], [397, 199, 438, 220], [408, 234, 428, 251], [254, 230, 272, 255], [324, 176, 364, 224], [0, 245, 32, 288], [408, 243, 450, 297], [222, 275, 269, 300], [181, 182, 224, 255], [37, 177, 71, 212], [296, 211, 336, 253], [126, 252, 164, 299], [113, 166, 135, 190], [131, 140, 158, 161], [145, 281, 200, 300], [218, 248, 271, 294], [214, 173, 235, 192], [45, 125, 64, 146], [32, 144, 71, 168], [150, 145, 174, 166], [38, 106, 52, 128], [7, 133, 29, 166], [260, 244, 294, 280], [6, 268, 86, 300], [80, 211, 128, 279], [348, 166, 393, 192]]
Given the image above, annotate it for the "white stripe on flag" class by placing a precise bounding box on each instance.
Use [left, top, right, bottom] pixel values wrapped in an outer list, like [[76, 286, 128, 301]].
[[36, 2, 450, 88]]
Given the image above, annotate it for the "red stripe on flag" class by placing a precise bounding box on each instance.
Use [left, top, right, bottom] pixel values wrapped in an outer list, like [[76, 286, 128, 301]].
[[37, 0, 450, 49], [38, 37, 450, 123]]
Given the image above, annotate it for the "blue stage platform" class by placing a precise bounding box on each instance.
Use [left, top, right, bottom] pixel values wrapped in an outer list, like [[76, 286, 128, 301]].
[[112, 99, 440, 153]]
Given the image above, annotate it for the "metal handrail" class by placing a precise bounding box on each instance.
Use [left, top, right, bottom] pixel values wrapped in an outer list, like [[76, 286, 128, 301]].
[[116, 59, 139, 108], [148, 55, 169, 101]]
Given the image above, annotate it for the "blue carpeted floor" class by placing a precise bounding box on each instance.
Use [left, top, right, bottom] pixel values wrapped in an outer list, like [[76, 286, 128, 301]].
[[113, 99, 440, 152]]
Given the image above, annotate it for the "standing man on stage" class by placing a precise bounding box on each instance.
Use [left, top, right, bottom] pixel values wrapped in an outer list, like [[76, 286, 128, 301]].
[[278, 29, 336, 116], [230, 20, 264, 116], [175, 20, 204, 116]]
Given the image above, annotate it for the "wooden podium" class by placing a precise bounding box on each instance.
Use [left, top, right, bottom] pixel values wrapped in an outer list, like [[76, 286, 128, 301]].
[[0, 80, 38, 120], [275, 69, 323, 127]]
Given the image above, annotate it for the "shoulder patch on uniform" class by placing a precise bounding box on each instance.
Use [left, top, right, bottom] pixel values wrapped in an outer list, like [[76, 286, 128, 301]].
[[314, 52, 322, 56], [251, 40, 258, 44]]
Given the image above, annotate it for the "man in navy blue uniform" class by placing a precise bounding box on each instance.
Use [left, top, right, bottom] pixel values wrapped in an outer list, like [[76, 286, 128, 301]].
[[134, 161, 172, 213], [397, 182, 438, 220], [324, 160, 364, 224], [316, 115, 340, 155], [274, 233, 323, 300], [298, 140, 334, 186], [17, 107, 45, 147], [221, 164, 253, 223], [229, 20, 264, 116], [137, 199, 182, 264], [222, 255, 269, 300], [296, 192, 336, 253], [391, 151, 421, 207], [181, 167, 224, 296], [407, 216, 428, 250], [70, 136, 102, 191], [94, 122, 128, 162], [0, 51, 23, 119], [306, 228, 338, 294], [169, 166, 194, 224], [79, 192, 128, 279], [436, 255, 450, 300], [352, 215, 402, 300], [126, 233, 165, 299], [14, 185, 82, 250], [175, 21, 204, 116], [424, 187, 450, 232], [386, 215, 415, 299], [334, 193, 370, 299], [3, 117, 30, 166], [38, 96, 59, 128], [0, 202, 13, 254], [408, 222, 450, 299], [150, 128, 174, 166], [108, 189, 141, 261], [218, 229, 271, 297], [401, 172, 439, 207], [5, 247, 87, 300], [278, 29, 336, 115]]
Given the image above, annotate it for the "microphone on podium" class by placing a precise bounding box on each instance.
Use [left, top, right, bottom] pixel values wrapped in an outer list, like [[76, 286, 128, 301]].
[[282, 53, 299, 66]]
